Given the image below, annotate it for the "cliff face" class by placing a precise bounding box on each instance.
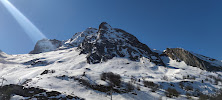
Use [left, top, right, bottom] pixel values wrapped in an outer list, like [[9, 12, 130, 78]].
[[29, 22, 165, 65], [78, 22, 164, 65], [165, 48, 222, 71]]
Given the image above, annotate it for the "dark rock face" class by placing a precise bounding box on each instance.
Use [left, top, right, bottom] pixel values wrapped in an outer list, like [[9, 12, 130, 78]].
[[165, 48, 222, 71], [0, 50, 6, 58], [0, 84, 84, 100], [78, 22, 165, 65], [99, 22, 112, 30], [29, 39, 62, 54], [22, 58, 53, 67], [0, 54, 4, 58], [40, 70, 55, 75]]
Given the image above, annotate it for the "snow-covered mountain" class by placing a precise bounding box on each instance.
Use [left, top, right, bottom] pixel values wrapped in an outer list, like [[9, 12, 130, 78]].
[[30, 22, 164, 65], [29, 39, 62, 54], [1, 22, 222, 100]]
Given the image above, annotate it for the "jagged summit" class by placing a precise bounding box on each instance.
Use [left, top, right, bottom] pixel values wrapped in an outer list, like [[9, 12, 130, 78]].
[[30, 22, 164, 65], [99, 22, 112, 31], [29, 22, 222, 71], [78, 22, 164, 65]]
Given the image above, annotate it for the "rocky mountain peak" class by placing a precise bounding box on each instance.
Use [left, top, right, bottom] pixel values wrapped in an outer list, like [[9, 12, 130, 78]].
[[29, 22, 165, 65], [99, 22, 112, 31], [29, 23, 222, 72], [78, 22, 165, 65]]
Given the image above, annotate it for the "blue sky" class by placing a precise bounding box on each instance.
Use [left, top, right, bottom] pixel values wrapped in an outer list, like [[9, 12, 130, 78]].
[[0, 0, 221, 60]]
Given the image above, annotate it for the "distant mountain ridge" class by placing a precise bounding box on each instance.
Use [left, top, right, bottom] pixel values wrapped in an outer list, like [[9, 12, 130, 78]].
[[29, 22, 222, 71], [164, 48, 222, 71]]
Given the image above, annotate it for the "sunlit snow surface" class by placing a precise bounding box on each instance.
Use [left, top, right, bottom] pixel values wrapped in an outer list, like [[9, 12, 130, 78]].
[[0, 48, 222, 100]]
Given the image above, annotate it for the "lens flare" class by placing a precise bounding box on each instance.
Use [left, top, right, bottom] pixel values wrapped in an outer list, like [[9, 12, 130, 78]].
[[0, 0, 46, 43]]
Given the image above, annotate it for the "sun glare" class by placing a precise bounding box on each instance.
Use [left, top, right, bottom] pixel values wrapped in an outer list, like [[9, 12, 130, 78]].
[[0, 0, 46, 43]]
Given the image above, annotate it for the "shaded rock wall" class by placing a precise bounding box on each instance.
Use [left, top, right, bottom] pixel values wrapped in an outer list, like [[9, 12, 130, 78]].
[[165, 48, 222, 71]]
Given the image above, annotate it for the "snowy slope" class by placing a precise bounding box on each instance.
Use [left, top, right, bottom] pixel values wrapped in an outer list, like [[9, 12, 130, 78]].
[[1, 22, 222, 100], [1, 47, 222, 100]]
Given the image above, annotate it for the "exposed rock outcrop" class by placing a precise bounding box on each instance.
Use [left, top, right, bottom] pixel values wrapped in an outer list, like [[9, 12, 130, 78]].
[[29, 22, 222, 70], [0, 84, 84, 100], [29, 22, 165, 65], [0, 50, 7, 58], [0, 50, 3, 58], [29, 39, 62, 54], [165, 48, 222, 71], [78, 22, 165, 65]]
